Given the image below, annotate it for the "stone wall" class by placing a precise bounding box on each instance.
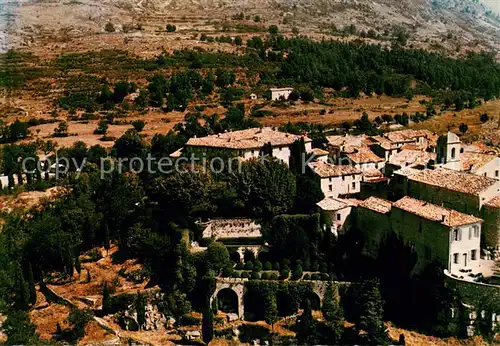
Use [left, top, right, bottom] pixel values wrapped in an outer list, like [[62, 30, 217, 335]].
[[391, 207, 450, 274], [482, 205, 500, 250], [354, 207, 391, 258], [407, 180, 480, 216], [444, 270, 500, 310], [444, 270, 500, 336]]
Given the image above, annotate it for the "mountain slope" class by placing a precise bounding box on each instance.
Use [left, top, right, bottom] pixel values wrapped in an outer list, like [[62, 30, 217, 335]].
[[3, 0, 500, 55]]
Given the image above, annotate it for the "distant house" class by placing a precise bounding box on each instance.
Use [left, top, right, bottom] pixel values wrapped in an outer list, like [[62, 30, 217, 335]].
[[185, 127, 312, 164], [269, 88, 293, 101], [249, 93, 257, 100]]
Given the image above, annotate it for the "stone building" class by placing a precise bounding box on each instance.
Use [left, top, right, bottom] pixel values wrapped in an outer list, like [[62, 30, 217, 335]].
[[436, 132, 499, 179], [326, 134, 369, 163], [269, 87, 293, 101], [356, 196, 484, 275], [384, 149, 436, 176], [398, 168, 500, 249], [201, 218, 265, 263], [392, 197, 483, 275], [369, 129, 437, 161], [308, 161, 363, 198], [184, 127, 312, 164], [316, 197, 360, 236]]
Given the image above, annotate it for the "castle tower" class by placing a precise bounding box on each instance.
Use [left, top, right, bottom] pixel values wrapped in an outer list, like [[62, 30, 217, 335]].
[[436, 132, 462, 170]]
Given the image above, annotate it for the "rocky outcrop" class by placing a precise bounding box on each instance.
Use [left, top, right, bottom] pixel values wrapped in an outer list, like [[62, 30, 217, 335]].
[[117, 290, 167, 331]]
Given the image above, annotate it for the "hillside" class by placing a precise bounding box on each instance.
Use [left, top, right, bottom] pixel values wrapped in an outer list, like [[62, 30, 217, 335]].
[[3, 0, 500, 58]]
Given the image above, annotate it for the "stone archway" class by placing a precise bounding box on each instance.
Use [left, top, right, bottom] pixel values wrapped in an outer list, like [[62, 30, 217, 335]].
[[301, 291, 322, 310], [216, 288, 239, 314], [211, 280, 246, 320]]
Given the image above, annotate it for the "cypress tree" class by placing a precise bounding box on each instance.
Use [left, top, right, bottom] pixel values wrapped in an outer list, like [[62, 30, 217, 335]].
[[86, 268, 91, 283], [102, 282, 111, 314], [26, 261, 37, 306], [322, 282, 344, 342], [357, 279, 389, 345], [74, 252, 82, 275], [296, 299, 316, 344], [15, 265, 30, 310], [103, 222, 110, 252], [135, 292, 146, 330], [264, 294, 278, 333], [202, 298, 214, 344]]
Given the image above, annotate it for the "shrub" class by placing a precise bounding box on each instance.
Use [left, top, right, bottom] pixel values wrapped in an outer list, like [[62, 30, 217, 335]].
[[232, 271, 241, 278], [270, 273, 279, 280], [320, 273, 330, 280], [254, 15, 261, 22], [292, 264, 303, 280], [480, 113, 489, 123], [320, 109, 326, 115], [280, 269, 290, 280], [311, 262, 320, 272], [311, 274, 320, 280], [236, 262, 244, 270], [105, 22, 115, 33], [131, 120, 145, 132], [166, 24, 177, 32], [251, 272, 261, 280], [303, 274, 311, 280], [244, 261, 254, 270], [222, 266, 234, 277], [254, 260, 262, 271], [272, 262, 280, 271], [268, 25, 279, 35], [263, 261, 272, 271], [261, 272, 271, 280], [241, 272, 250, 279], [179, 314, 201, 326]]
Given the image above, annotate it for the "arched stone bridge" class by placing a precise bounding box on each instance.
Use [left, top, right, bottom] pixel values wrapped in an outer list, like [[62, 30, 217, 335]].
[[211, 278, 348, 320]]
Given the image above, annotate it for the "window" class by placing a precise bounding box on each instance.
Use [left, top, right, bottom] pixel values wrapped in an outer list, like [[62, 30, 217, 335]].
[[337, 213, 341, 221], [453, 253, 459, 264], [328, 185, 333, 192], [469, 227, 472, 240], [473, 226, 480, 238], [471, 249, 477, 261], [453, 229, 459, 241], [451, 147, 456, 159], [352, 182, 356, 189], [496, 170, 499, 177], [329, 177, 332, 182], [342, 176, 345, 181]]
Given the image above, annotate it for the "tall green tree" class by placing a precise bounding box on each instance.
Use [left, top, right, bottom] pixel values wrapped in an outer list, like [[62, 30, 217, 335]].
[[102, 282, 111, 314], [296, 299, 316, 344], [322, 282, 344, 342], [26, 261, 37, 306], [135, 292, 147, 329], [357, 280, 389, 345]]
